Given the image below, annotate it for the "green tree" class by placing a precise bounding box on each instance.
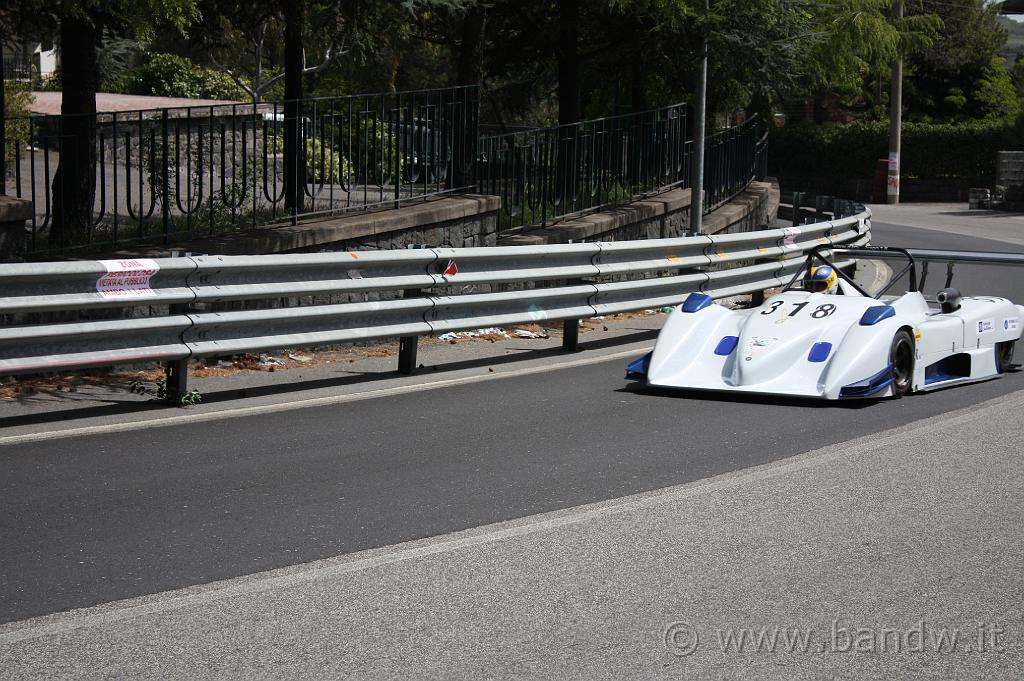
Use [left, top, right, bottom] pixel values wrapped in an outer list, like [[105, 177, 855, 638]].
[[904, 0, 1019, 121], [4, 0, 201, 246], [1013, 53, 1024, 106]]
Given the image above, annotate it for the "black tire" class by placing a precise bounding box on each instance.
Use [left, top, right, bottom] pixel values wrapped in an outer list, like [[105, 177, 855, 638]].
[[996, 340, 1016, 374], [889, 330, 915, 398]]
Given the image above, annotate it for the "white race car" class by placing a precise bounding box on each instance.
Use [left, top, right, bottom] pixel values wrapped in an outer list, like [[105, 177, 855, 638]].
[[626, 246, 1023, 400]]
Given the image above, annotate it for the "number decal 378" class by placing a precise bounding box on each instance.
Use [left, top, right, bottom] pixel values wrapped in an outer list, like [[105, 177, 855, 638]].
[[761, 301, 837, 319]]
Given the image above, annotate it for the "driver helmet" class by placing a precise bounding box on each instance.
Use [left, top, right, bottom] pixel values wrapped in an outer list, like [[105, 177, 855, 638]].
[[808, 265, 838, 294]]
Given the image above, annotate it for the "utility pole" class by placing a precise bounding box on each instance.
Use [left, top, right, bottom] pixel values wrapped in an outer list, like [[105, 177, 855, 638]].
[[689, 0, 709, 234], [887, 0, 903, 205], [1, 44, 6, 195]]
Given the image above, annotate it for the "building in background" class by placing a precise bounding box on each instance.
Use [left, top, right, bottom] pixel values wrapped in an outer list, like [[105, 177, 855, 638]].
[[2, 39, 57, 81]]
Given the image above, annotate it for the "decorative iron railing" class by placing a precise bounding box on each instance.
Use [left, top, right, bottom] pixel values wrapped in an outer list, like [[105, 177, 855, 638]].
[[1, 87, 769, 254], [476, 105, 689, 233], [2, 55, 33, 80], [2, 85, 479, 254], [476, 106, 766, 234], [703, 116, 767, 211]]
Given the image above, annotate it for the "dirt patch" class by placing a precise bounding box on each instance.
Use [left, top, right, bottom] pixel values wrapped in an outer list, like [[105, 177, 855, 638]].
[[0, 369, 163, 401]]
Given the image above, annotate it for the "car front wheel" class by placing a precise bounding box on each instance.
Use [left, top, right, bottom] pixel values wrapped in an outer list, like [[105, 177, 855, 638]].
[[890, 330, 915, 398]]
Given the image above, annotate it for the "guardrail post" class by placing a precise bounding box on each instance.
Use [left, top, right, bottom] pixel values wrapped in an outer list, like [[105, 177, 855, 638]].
[[563, 318, 580, 352], [815, 195, 830, 222], [792, 191, 804, 226], [750, 223, 775, 307], [164, 356, 189, 406], [398, 288, 424, 374], [165, 304, 189, 405], [562, 277, 583, 352]]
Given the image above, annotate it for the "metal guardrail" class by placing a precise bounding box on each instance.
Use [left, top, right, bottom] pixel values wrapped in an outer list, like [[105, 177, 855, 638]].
[[0, 208, 872, 401], [778, 191, 865, 226]]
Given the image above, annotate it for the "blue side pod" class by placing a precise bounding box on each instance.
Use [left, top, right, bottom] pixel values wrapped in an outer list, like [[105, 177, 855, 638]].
[[860, 305, 895, 326], [681, 293, 713, 313]]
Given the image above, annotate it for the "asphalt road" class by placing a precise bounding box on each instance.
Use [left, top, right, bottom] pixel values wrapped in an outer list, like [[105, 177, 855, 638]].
[[2, 217, 1022, 629], [3, 389, 1021, 679]]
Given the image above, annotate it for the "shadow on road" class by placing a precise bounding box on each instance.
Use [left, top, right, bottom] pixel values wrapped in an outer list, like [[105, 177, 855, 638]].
[[0, 329, 660, 430], [617, 382, 877, 409]]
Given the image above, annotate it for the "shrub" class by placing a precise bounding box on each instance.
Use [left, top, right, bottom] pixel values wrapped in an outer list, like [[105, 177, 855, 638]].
[[268, 135, 353, 184], [117, 53, 249, 101], [3, 81, 34, 168]]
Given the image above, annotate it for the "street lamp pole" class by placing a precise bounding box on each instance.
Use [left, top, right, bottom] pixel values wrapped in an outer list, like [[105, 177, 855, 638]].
[[887, 0, 903, 205], [689, 0, 709, 234]]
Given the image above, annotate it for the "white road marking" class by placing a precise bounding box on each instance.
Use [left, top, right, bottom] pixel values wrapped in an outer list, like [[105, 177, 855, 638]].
[[0, 347, 650, 447], [864, 259, 893, 294]]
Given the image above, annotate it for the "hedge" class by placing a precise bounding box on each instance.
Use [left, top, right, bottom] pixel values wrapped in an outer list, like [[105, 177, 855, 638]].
[[768, 118, 1024, 186]]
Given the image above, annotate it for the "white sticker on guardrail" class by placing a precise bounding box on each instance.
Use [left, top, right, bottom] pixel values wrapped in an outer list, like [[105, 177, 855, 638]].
[[781, 227, 802, 250], [96, 259, 160, 298]]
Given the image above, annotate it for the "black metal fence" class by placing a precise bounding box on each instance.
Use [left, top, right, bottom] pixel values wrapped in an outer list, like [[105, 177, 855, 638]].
[[2, 55, 33, 80], [477, 106, 766, 234], [2, 85, 479, 254], [477, 104, 689, 233], [1, 85, 768, 254], [703, 116, 768, 211]]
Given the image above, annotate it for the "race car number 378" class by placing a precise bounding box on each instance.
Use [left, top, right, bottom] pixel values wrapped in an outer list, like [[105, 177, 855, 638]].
[[760, 301, 837, 319]]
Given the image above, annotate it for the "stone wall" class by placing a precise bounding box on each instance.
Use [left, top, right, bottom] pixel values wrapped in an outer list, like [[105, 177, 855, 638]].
[[0, 196, 32, 263], [125, 195, 500, 257], [500, 181, 779, 246]]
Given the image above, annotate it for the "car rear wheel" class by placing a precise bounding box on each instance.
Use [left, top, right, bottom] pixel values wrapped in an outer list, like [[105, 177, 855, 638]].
[[996, 340, 1016, 374], [889, 330, 915, 398]]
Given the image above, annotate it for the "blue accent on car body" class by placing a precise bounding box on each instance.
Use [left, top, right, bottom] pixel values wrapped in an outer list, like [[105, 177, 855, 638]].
[[681, 292, 713, 313], [925, 355, 971, 384], [625, 352, 652, 380], [714, 336, 739, 356], [860, 305, 895, 326], [925, 369, 962, 385], [839, 364, 894, 398], [807, 342, 833, 363]]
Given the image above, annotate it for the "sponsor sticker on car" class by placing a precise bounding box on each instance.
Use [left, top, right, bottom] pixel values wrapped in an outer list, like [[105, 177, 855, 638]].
[[1005, 318, 1020, 332], [978, 319, 994, 333]]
